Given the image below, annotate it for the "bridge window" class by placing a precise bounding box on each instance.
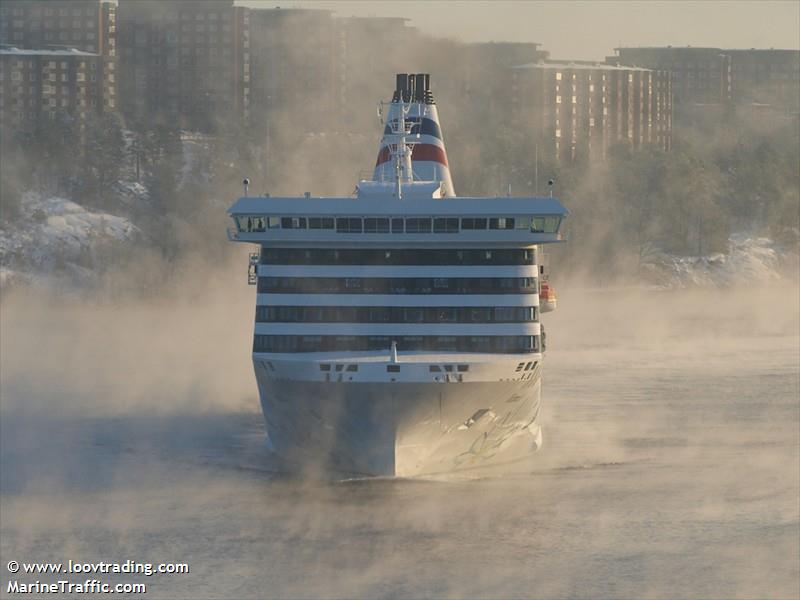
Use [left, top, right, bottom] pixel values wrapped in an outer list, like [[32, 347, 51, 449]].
[[336, 217, 363, 233], [433, 217, 459, 233], [405, 217, 432, 233], [461, 217, 488, 230], [236, 215, 560, 235], [281, 217, 306, 229], [309, 217, 334, 229], [489, 217, 515, 230], [236, 216, 266, 232], [364, 217, 390, 233], [531, 216, 561, 233], [515, 217, 531, 230]]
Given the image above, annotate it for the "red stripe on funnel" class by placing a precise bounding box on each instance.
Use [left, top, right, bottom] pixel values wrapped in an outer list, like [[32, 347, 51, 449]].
[[412, 144, 449, 167], [375, 143, 449, 168]]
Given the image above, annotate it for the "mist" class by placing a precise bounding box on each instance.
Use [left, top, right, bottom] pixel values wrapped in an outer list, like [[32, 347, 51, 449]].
[[2, 265, 798, 597]]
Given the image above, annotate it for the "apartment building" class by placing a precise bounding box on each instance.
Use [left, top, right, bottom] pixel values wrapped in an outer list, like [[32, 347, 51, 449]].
[[608, 46, 799, 111], [725, 48, 800, 109], [0, 0, 116, 56], [116, 0, 249, 132], [510, 61, 671, 163], [0, 45, 113, 130], [1, 0, 117, 113]]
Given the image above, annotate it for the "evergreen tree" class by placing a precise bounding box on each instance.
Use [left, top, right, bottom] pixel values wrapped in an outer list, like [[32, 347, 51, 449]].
[[81, 112, 125, 209], [144, 125, 183, 215]]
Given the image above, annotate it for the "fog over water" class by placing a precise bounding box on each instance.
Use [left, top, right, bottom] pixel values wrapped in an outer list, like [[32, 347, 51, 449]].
[[1, 277, 798, 598]]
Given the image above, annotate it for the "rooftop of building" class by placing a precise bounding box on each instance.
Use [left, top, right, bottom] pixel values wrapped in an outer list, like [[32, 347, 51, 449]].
[[0, 45, 100, 57], [467, 41, 543, 49], [513, 60, 653, 72], [614, 46, 722, 52], [613, 46, 799, 54], [1, 0, 116, 4], [246, 6, 334, 17]]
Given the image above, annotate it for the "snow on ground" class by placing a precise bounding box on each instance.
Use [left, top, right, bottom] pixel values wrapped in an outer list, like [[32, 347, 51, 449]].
[[640, 233, 795, 289], [0, 193, 139, 287]]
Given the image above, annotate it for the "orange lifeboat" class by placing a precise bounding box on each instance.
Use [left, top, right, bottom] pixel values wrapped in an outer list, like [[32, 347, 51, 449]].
[[539, 281, 557, 313]]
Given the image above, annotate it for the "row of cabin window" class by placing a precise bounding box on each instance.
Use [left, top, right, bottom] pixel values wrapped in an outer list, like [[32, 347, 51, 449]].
[[260, 248, 537, 266], [257, 276, 538, 295], [253, 334, 541, 354], [255, 305, 538, 323], [236, 215, 561, 234]]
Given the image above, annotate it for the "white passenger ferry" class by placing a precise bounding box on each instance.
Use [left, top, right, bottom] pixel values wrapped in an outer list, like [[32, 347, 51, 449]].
[[228, 74, 567, 476]]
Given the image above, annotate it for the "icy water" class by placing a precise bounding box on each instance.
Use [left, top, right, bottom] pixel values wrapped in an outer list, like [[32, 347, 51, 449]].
[[1, 286, 798, 599]]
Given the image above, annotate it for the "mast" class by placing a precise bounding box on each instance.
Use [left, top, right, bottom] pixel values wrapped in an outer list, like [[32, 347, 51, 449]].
[[387, 74, 414, 199]]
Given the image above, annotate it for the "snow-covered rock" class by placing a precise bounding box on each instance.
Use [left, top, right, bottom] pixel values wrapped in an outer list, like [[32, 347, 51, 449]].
[[640, 234, 795, 289], [0, 193, 139, 287]]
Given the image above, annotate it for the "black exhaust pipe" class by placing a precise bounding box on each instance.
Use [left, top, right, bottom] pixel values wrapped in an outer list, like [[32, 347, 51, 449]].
[[414, 73, 426, 102]]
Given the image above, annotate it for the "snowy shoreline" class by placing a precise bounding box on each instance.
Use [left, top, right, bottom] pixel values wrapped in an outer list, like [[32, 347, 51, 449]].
[[639, 233, 798, 289], [0, 193, 139, 288]]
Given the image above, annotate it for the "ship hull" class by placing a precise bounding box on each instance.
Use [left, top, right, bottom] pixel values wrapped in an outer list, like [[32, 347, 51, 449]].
[[253, 369, 543, 477]]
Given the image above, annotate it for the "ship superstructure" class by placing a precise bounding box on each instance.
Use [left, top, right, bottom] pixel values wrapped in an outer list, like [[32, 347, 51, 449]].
[[228, 74, 567, 476]]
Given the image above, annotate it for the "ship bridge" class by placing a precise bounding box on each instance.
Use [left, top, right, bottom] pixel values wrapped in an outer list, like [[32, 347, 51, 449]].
[[228, 193, 567, 247]]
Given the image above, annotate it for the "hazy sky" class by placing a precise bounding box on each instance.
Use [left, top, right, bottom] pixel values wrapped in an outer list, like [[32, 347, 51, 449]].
[[240, 1, 800, 61]]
